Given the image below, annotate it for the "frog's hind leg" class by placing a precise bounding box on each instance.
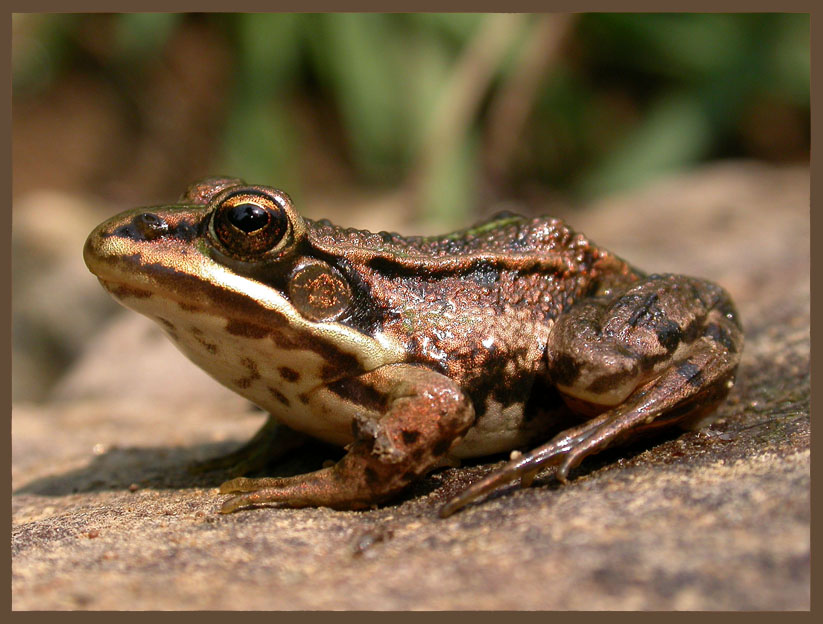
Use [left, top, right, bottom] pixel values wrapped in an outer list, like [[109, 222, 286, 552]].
[[188, 416, 310, 477], [218, 364, 474, 513], [439, 274, 742, 517]]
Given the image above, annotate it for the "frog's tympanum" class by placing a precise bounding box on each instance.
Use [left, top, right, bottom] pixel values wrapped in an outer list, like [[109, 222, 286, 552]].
[[84, 177, 742, 516]]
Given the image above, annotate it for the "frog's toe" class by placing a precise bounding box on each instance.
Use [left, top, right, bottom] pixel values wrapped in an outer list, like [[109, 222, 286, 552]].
[[219, 476, 265, 493], [218, 476, 299, 494], [220, 493, 259, 514], [218, 478, 305, 512], [216, 466, 375, 512]]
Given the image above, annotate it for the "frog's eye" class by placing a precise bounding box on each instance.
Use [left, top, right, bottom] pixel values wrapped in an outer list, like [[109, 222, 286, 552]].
[[211, 190, 290, 259]]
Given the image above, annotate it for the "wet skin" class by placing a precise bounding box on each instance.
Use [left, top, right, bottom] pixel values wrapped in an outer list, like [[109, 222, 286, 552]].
[[84, 177, 743, 516]]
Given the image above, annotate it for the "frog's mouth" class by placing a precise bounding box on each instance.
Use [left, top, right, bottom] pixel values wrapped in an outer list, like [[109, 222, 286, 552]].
[[86, 223, 302, 330]]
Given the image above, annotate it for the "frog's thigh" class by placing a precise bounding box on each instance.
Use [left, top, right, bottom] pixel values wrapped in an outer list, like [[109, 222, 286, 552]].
[[543, 273, 742, 471], [440, 275, 742, 516], [548, 274, 742, 410], [219, 364, 474, 513]]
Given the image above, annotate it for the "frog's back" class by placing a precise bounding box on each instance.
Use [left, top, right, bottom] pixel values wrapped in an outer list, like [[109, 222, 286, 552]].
[[309, 212, 588, 267], [306, 212, 637, 317]]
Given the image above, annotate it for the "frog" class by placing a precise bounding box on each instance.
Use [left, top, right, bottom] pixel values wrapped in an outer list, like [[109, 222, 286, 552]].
[[83, 176, 743, 517]]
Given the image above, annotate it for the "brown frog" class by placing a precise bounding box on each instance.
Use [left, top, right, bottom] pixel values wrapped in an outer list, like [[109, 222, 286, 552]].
[[83, 177, 743, 516]]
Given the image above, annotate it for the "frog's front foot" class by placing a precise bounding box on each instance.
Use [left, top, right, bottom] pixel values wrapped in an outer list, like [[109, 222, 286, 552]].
[[189, 416, 308, 477], [218, 365, 474, 513], [440, 274, 742, 517]]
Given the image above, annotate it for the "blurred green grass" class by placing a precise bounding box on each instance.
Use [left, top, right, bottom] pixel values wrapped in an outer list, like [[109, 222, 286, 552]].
[[12, 13, 809, 224]]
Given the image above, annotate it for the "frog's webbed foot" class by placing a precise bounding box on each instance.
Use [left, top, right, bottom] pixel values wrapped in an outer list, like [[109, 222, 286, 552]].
[[219, 364, 474, 513], [440, 274, 743, 517], [188, 416, 309, 477]]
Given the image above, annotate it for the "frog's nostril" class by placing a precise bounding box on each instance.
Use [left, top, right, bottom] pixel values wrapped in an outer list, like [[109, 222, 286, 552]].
[[135, 213, 170, 240]]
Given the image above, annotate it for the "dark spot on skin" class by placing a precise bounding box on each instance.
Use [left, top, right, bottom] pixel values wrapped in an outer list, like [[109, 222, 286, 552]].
[[188, 326, 218, 354], [681, 316, 703, 344], [704, 322, 737, 353], [550, 353, 582, 387], [655, 319, 682, 353], [627, 292, 659, 327], [365, 252, 555, 281], [109, 285, 153, 299], [233, 357, 260, 389], [411, 448, 425, 461], [156, 317, 176, 332], [586, 369, 632, 395], [432, 439, 452, 456], [320, 358, 363, 382], [268, 387, 290, 407], [240, 357, 261, 379], [226, 319, 270, 339], [107, 216, 199, 243], [638, 350, 671, 373], [279, 367, 300, 382], [328, 378, 389, 413], [676, 361, 704, 387], [458, 342, 539, 416], [245, 315, 364, 383], [401, 430, 420, 444], [178, 302, 200, 312], [298, 393, 310, 405]]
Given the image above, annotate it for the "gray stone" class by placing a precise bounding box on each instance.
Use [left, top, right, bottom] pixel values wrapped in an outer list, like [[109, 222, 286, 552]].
[[12, 162, 809, 610]]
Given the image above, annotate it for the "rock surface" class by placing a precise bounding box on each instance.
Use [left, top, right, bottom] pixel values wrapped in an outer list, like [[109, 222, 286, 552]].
[[12, 162, 809, 610]]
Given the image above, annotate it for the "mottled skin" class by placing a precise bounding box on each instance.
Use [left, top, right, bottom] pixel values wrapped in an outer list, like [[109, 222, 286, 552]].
[[83, 177, 743, 516]]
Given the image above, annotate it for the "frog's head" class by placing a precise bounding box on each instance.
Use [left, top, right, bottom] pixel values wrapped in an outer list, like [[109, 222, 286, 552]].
[[84, 177, 402, 437], [84, 177, 325, 326]]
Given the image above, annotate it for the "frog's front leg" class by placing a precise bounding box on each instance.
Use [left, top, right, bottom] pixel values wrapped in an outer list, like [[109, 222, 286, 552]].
[[440, 274, 742, 517], [219, 364, 475, 513]]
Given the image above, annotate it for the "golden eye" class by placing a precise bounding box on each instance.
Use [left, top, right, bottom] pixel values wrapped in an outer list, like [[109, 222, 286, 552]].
[[288, 261, 352, 322], [211, 190, 290, 259]]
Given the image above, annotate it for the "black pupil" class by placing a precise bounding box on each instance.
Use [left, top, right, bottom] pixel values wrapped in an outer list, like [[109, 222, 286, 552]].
[[228, 203, 270, 233]]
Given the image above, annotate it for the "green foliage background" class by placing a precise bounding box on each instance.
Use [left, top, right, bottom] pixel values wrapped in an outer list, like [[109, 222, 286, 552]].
[[13, 13, 809, 223]]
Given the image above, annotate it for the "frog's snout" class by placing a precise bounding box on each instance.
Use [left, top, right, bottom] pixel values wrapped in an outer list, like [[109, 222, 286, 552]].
[[84, 210, 152, 278], [85, 205, 209, 279], [83, 220, 112, 276]]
